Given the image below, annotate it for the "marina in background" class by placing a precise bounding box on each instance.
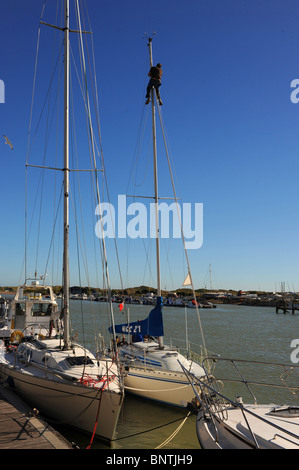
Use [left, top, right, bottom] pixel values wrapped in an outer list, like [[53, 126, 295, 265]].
[[2, 285, 299, 310]]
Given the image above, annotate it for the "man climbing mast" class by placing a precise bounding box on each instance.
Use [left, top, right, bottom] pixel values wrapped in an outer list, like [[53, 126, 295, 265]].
[[145, 63, 163, 105]]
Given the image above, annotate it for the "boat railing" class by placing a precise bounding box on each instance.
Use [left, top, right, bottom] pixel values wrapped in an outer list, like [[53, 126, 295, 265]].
[[201, 356, 299, 401], [168, 336, 216, 372], [179, 358, 299, 449]]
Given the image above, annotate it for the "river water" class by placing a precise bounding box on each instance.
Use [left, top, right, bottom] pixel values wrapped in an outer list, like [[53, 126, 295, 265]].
[[51, 300, 299, 450]]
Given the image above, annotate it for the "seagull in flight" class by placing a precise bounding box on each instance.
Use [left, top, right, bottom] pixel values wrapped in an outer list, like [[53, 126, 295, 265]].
[[3, 135, 13, 150]]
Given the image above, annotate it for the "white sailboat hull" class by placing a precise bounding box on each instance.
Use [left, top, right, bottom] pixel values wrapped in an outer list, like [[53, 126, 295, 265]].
[[118, 340, 205, 407], [0, 360, 123, 443], [123, 366, 201, 407], [196, 405, 299, 449]]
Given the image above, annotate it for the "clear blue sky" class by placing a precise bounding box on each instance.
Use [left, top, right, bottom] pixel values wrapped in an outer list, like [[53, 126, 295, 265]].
[[1, 0, 299, 292]]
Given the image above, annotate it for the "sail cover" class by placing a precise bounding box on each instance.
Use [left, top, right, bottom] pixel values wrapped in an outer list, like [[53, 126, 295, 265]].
[[109, 297, 164, 337]]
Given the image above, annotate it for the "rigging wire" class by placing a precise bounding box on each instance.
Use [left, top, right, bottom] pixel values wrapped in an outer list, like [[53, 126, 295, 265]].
[[72, 2, 108, 346], [42, 182, 63, 283], [70, 38, 108, 347], [69, 187, 87, 346], [124, 56, 153, 290], [24, 1, 64, 284], [26, 43, 64, 163], [81, 0, 126, 301], [35, 5, 62, 276], [156, 99, 207, 354], [24, 0, 46, 282], [74, 0, 121, 361], [69, 70, 86, 346], [69, 58, 90, 282], [51, 0, 64, 287], [127, 105, 151, 189]]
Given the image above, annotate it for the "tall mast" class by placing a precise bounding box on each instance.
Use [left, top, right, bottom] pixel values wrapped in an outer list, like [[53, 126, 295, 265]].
[[63, 0, 70, 348], [148, 38, 163, 349]]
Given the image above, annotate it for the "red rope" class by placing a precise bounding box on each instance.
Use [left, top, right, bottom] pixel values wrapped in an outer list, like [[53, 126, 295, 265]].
[[86, 387, 104, 449], [84, 360, 119, 448], [79, 373, 115, 387]]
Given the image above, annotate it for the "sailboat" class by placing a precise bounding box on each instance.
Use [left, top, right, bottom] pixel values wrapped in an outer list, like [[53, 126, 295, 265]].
[[180, 357, 299, 449], [109, 37, 207, 408], [0, 0, 123, 444]]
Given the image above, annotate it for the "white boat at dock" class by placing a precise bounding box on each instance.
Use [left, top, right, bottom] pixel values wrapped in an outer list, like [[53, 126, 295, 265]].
[[0, 338, 123, 443]]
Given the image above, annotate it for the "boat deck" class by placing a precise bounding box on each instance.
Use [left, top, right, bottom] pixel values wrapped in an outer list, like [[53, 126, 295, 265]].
[[221, 405, 299, 449], [0, 383, 72, 449]]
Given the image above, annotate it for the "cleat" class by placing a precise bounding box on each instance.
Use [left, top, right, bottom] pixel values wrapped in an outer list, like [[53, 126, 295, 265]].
[[145, 98, 150, 104]]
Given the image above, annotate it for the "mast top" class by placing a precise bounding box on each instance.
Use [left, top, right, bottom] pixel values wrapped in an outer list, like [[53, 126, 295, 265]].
[[145, 31, 156, 46]]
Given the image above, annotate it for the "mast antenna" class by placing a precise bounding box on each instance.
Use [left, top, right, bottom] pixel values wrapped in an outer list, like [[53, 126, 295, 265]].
[[144, 31, 156, 44]]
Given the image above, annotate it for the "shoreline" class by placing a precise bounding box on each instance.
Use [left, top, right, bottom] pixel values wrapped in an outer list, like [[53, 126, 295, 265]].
[[0, 290, 287, 309]]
